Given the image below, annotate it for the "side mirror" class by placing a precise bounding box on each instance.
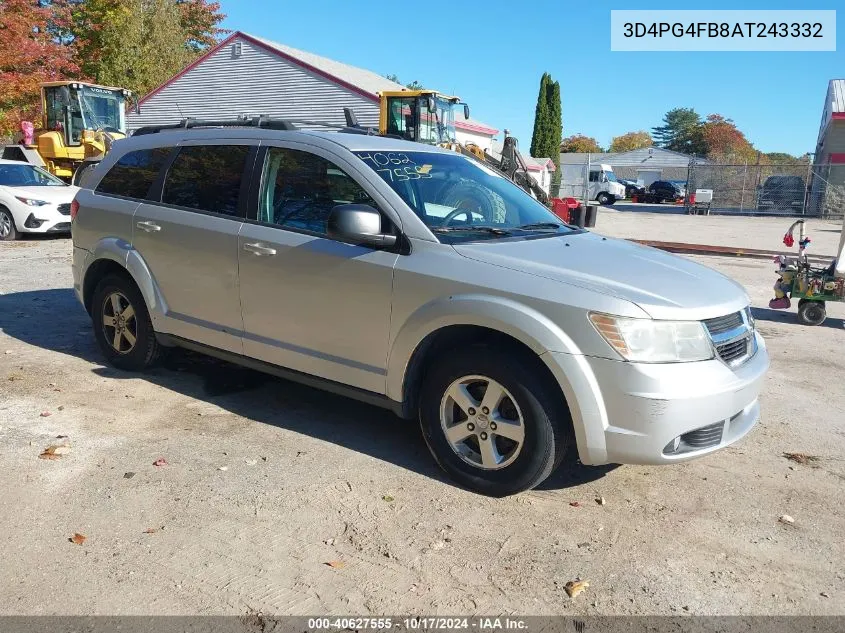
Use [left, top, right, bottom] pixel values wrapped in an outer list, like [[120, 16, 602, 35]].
[[327, 204, 397, 248], [463, 103, 470, 120]]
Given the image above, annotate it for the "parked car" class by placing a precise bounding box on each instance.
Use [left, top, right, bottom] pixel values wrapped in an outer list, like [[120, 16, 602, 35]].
[[757, 175, 805, 211], [71, 123, 769, 496], [647, 180, 685, 203], [668, 180, 688, 198], [0, 159, 78, 240], [618, 178, 645, 199]]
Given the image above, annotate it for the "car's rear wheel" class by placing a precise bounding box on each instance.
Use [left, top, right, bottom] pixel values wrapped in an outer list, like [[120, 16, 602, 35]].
[[419, 346, 568, 496], [91, 273, 162, 370], [0, 207, 18, 241]]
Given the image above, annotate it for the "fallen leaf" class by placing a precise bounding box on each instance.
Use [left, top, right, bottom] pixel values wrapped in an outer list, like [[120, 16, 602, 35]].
[[783, 452, 820, 465], [569, 501, 581, 508], [123, 472, 135, 479], [7, 373, 23, 381], [152, 458, 168, 467], [39, 411, 52, 417], [382, 495, 394, 502], [821, 592, 830, 598], [564, 580, 590, 598], [778, 514, 795, 525], [57, 405, 65, 411], [596, 497, 606, 506], [69, 533, 86, 545], [55, 435, 68, 439], [39, 444, 71, 460], [143, 528, 158, 534], [325, 560, 345, 569]]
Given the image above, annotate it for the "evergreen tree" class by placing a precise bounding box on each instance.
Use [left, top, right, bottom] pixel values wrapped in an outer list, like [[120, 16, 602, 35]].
[[652, 108, 705, 155], [545, 78, 562, 187], [529, 73, 550, 158]]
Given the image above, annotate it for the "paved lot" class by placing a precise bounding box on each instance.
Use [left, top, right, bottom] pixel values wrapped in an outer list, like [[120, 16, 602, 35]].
[[1, 228, 843, 616]]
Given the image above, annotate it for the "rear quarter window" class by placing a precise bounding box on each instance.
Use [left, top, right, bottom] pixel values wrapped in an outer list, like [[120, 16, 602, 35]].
[[161, 145, 250, 216], [95, 147, 173, 200]]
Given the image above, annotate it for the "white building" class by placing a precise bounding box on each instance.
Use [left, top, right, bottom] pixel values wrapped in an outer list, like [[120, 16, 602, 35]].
[[128, 31, 498, 151]]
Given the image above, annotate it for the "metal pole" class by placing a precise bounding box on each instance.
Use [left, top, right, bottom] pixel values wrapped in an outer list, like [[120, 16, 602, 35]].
[[740, 160, 747, 212], [584, 153, 591, 205], [803, 155, 813, 216]]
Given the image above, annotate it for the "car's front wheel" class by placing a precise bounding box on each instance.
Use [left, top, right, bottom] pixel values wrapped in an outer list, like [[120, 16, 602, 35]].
[[0, 206, 18, 241], [91, 273, 162, 370], [419, 346, 569, 496], [596, 192, 612, 206]]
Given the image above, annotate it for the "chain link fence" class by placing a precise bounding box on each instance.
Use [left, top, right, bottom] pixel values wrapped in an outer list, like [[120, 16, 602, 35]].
[[684, 161, 844, 218]]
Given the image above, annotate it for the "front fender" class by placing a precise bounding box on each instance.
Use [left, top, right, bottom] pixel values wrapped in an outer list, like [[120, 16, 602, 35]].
[[386, 293, 584, 402], [85, 238, 167, 322]]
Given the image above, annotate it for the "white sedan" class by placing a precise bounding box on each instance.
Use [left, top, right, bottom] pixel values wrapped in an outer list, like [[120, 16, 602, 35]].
[[0, 159, 79, 241]]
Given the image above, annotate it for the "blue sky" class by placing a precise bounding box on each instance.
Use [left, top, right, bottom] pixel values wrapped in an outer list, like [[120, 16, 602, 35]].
[[219, 1, 843, 156]]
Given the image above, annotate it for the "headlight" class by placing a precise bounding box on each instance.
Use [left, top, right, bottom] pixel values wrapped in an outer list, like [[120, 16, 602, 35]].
[[15, 197, 49, 207], [590, 313, 714, 363]]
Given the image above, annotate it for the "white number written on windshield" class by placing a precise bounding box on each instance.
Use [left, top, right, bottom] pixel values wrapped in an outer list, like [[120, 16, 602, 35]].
[[357, 152, 433, 182]]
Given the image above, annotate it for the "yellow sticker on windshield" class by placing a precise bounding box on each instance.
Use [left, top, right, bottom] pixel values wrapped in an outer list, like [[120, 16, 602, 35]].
[[418, 164, 432, 174]]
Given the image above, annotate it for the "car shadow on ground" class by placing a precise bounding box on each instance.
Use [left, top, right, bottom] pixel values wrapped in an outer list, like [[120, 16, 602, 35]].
[[752, 306, 844, 330], [0, 288, 614, 493]]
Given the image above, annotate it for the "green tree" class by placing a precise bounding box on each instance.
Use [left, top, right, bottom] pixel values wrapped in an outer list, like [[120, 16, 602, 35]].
[[560, 134, 602, 153], [71, 0, 224, 96], [609, 130, 653, 152], [652, 107, 705, 155], [546, 78, 562, 187], [529, 73, 551, 159]]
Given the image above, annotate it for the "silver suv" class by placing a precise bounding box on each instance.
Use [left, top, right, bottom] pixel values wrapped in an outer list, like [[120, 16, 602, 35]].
[[71, 123, 769, 496]]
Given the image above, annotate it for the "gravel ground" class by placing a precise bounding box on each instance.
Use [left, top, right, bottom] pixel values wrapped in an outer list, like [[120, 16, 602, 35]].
[[0, 230, 843, 616]]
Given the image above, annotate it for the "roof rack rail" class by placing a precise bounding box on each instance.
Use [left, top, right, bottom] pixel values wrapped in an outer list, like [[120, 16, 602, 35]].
[[132, 115, 380, 137], [132, 116, 298, 136]]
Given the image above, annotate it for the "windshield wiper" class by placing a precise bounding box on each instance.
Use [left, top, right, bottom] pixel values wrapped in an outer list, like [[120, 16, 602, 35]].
[[516, 222, 562, 230], [432, 225, 512, 235]]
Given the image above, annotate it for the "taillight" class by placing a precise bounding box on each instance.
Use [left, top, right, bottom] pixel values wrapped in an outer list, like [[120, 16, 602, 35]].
[[70, 199, 80, 221]]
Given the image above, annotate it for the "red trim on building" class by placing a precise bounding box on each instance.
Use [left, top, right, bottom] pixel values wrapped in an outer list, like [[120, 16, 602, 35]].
[[829, 153, 845, 163], [832, 112, 845, 120], [455, 119, 498, 135]]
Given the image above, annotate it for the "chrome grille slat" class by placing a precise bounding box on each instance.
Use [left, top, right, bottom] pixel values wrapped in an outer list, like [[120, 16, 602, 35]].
[[703, 312, 743, 335], [703, 311, 752, 365]]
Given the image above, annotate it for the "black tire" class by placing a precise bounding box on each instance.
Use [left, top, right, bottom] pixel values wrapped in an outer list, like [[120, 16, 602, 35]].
[[0, 206, 18, 241], [596, 192, 613, 206], [797, 299, 826, 326], [91, 273, 162, 370], [418, 345, 569, 496], [439, 179, 508, 224], [72, 160, 101, 187]]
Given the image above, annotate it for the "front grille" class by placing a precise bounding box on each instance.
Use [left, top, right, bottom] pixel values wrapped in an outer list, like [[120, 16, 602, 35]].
[[703, 312, 743, 335], [57, 203, 71, 216], [681, 421, 724, 449], [716, 338, 748, 363]]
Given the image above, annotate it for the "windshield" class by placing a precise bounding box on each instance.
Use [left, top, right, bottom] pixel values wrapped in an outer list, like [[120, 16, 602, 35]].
[[421, 97, 456, 144], [0, 164, 67, 187], [355, 150, 577, 242], [605, 171, 618, 182], [78, 86, 125, 132]]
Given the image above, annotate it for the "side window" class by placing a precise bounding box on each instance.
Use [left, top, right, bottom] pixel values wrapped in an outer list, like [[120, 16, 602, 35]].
[[96, 147, 173, 200], [162, 145, 250, 216], [258, 147, 377, 236], [588, 170, 598, 182]]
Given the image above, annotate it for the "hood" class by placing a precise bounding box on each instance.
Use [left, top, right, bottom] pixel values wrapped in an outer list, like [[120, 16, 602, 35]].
[[453, 232, 750, 320], [3, 185, 78, 205]]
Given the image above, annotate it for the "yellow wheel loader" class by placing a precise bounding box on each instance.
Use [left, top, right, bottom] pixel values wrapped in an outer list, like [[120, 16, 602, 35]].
[[2, 81, 134, 184]]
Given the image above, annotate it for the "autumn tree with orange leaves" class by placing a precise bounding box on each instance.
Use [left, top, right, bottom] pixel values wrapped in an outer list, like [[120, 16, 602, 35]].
[[0, 0, 80, 136], [0, 0, 225, 137]]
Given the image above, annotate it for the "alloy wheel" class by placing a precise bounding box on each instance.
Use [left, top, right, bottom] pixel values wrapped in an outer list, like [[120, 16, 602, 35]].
[[101, 291, 138, 354], [439, 375, 525, 470], [0, 212, 11, 238]]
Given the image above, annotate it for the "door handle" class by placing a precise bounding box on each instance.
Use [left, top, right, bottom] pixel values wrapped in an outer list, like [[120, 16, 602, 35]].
[[136, 221, 161, 233], [243, 242, 277, 256]]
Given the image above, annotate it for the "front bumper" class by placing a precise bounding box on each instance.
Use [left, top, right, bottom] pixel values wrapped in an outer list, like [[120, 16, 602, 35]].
[[19, 206, 72, 234], [543, 331, 769, 465]]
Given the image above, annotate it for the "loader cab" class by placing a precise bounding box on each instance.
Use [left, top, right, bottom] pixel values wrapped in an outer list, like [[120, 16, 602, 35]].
[[42, 82, 129, 147], [379, 91, 469, 146]]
